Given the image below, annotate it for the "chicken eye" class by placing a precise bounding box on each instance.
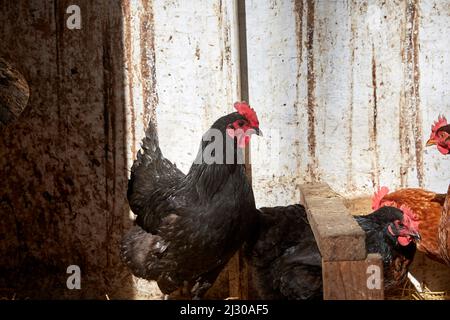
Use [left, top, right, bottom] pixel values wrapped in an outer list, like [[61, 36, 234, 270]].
[[394, 220, 403, 228], [238, 120, 245, 127]]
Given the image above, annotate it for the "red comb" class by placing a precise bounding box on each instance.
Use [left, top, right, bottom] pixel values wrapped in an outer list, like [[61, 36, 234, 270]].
[[431, 115, 447, 133], [234, 101, 259, 128], [372, 186, 390, 210]]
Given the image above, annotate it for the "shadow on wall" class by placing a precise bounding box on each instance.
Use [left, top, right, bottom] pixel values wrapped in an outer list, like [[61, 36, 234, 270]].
[[0, 1, 135, 299]]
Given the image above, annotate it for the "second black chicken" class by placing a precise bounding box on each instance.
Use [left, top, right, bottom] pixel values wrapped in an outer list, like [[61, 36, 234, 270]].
[[248, 204, 420, 299]]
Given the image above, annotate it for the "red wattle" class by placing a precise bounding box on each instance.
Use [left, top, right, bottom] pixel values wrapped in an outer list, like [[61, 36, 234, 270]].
[[437, 144, 449, 155], [398, 236, 411, 246]]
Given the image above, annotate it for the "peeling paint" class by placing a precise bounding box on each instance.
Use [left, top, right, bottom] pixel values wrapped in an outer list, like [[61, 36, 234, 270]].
[[293, 0, 304, 184], [249, 0, 449, 206], [410, 0, 424, 188], [140, 0, 158, 128], [122, 2, 136, 158], [369, 43, 380, 188], [400, 0, 424, 187]]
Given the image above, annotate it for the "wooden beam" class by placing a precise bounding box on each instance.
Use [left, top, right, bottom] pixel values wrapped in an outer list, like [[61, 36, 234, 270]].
[[300, 183, 366, 261], [300, 183, 385, 300], [322, 253, 384, 300], [0, 57, 29, 129]]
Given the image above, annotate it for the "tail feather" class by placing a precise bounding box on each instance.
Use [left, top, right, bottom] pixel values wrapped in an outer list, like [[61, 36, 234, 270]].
[[127, 121, 185, 216], [120, 226, 166, 280], [133, 122, 162, 171]]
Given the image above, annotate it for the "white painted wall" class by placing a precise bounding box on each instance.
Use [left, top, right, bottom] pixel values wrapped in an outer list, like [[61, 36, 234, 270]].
[[129, 0, 450, 210], [247, 0, 450, 206], [153, 0, 241, 171]]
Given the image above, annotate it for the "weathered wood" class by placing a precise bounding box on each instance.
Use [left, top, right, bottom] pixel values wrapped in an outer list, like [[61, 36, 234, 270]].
[[0, 1, 134, 299], [0, 58, 29, 129], [228, 253, 241, 299], [300, 183, 366, 261], [322, 253, 384, 300], [301, 183, 385, 299]]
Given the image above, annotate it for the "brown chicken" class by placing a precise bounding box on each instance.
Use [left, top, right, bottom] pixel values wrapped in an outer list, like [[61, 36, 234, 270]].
[[372, 186, 450, 265], [426, 115, 450, 155]]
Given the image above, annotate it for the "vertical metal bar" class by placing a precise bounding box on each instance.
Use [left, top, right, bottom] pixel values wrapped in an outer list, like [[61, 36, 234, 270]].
[[237, 0, 249, 103], [237, 0, 252, 182], [228, 0, 250, 300]]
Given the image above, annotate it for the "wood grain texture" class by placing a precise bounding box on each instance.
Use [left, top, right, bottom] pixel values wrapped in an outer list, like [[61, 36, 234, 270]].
[[300, 183, 366, 261], [0, 57, 29, 129], [323, 254, 384, 300], [0, 0, 133, 299]]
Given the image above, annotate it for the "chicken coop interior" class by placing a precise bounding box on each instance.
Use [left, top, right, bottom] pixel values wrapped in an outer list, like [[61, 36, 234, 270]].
[[0, 0, 449, 300]]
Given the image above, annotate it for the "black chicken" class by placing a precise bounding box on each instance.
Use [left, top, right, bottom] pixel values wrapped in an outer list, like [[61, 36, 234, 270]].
[[248, 204, 322, 300], [248, 205, 419, 299], [121, 102, 261, 299]]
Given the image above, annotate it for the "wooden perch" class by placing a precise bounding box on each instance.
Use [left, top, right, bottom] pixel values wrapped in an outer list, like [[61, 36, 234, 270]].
[[300, 183, 366, 261], [0, 57, 29, 129], [300, 183, 384, 300]]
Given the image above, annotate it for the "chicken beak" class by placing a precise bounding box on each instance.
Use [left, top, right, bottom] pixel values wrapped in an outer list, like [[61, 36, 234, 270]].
[[426, 138, 436, 147], [254, 127, 263, 136], [411, 232, 421, 241]]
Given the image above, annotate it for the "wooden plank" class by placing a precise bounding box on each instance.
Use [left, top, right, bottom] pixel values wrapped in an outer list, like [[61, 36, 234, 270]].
[[228, 253, 241, 299], [300, 183, 366, 261], [322, 253, 384, 300]]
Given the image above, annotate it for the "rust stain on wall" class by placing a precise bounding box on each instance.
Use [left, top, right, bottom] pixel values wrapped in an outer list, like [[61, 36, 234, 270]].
[[399, 95, 409, 186], [346, 1, 356, 190], [306, 0, 317, 181], [293, 0, 304, 181], [122, 2, 136, 157], [215, 0, 224, 72], [217, 0, 233, 105], [369, 43, 380, 188], [400, 0, 423, 187], [410, 0, 424, 187], [140, 0, 158, 128]]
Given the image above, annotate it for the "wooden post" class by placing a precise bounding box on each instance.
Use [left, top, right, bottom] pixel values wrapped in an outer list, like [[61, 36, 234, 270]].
[[322, 254, 384, 300], [0, 58, 29, 129], [300, 183, 384, 300]]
